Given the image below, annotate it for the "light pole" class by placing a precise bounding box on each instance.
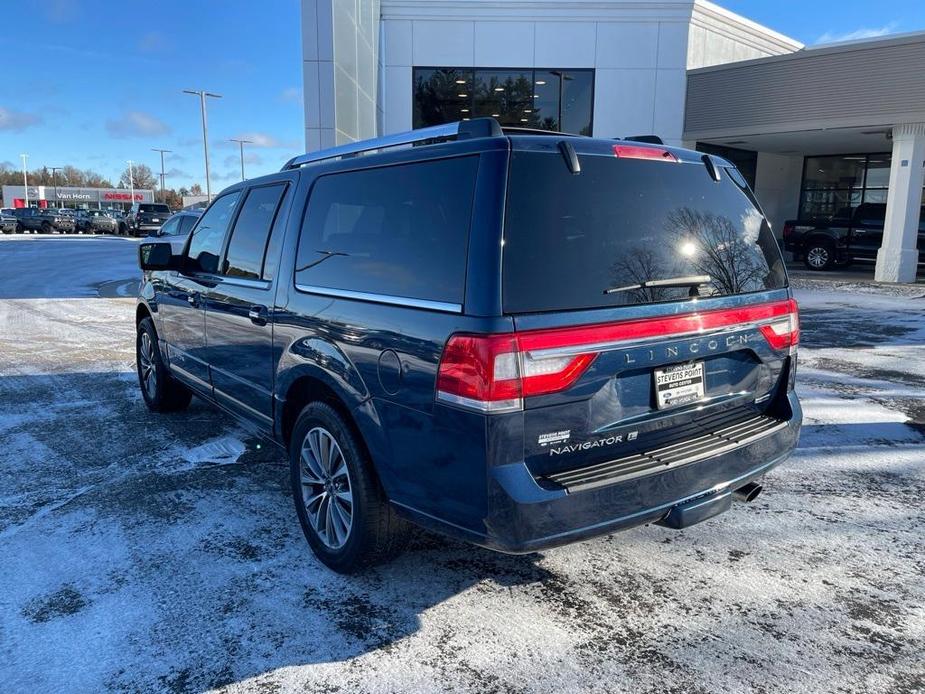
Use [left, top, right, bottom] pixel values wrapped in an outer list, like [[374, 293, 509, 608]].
[[151, 148, 171, 202], [228, 138, 252, 181], [20, 154, 29, 207], [126, 160, 135, 204], [50, 166, 63, 205], [549, 70, 573, 132], [183, 89, 222, 201]]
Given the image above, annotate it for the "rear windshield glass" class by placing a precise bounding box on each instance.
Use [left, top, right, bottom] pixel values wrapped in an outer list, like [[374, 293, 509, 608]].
[[139, 204, 170, 213], [502, 151, 787, 313]]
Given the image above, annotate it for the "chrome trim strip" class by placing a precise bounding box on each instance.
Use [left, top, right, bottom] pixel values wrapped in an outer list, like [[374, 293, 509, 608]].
[[169, 364, 211, 391], [216, 276, 271, 290], [436, 391, 522, 413], [295, 284, 462, 313], [526, 321, 769, 360]]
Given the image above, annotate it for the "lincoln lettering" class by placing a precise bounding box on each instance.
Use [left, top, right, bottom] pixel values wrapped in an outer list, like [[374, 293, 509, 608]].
[[623, 334, 751, 364]]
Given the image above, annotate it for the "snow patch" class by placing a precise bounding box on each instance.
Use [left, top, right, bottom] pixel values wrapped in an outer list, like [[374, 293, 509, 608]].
[[180, 436, 247, 466]]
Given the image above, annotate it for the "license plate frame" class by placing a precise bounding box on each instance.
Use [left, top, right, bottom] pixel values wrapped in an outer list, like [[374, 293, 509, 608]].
[[654, 361, 705, 410]]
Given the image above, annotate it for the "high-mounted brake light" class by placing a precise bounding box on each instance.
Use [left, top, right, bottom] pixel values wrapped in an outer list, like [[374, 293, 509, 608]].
[[436, 299, 800, 413], [613, 144, 678, 162]]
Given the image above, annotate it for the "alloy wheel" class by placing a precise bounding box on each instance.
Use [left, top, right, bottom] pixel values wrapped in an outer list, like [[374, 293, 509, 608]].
[[138, 331, 158, 399], [806, 246, 829, 269], [299, 426, 354, 549]]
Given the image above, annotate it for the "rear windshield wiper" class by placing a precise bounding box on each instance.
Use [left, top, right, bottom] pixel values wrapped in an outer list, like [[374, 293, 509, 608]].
[[603, 275, 712, 295]]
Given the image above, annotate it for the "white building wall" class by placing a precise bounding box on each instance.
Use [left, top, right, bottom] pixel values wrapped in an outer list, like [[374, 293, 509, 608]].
[[753, 153, 803, 237], [377, 0, 799, 147], [306, 0, 800, 149]]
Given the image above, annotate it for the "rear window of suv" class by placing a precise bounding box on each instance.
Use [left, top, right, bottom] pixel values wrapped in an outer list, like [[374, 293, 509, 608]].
[[139, 204, 170, 214], [295, 156, 478, 305], [502, 151, 787, 313]]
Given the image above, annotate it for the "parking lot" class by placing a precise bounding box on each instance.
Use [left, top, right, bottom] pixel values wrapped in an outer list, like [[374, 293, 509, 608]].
[[1, 235, 923, 693]]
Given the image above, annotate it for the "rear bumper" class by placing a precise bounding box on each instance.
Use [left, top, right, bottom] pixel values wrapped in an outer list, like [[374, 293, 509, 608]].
[[414, 392, 802, 554]]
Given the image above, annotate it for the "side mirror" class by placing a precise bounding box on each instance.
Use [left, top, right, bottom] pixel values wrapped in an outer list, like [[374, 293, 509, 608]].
[[138, 242, 179, 271]]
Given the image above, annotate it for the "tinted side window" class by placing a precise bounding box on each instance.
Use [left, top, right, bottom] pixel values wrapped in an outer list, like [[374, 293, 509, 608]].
[[159, 217, 180, 236], [294, 156, 478, 304], [185, 192, 241, 274], [178, 215, 197, 235], [222, 183, 286, 280]]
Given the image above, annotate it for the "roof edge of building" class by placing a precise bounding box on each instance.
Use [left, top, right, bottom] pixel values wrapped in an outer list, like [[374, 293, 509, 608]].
[[691, 0, 803, 52], [688, 28, 925, 75]]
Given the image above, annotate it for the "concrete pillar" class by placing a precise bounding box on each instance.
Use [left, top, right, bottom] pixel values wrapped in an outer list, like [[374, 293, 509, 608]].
[[874, 123, 925, 283]]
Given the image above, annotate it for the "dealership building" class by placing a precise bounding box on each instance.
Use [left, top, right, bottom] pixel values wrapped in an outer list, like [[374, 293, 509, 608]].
[[1, 184, 154, 210], [301, 0, 925, 282]]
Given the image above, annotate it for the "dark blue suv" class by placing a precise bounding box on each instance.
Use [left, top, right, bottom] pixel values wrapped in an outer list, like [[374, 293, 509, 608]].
[[136, 118, 801, 573]]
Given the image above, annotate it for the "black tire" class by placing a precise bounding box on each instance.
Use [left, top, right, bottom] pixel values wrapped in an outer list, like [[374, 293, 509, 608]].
[[136, 317, 192, 412], [803, 240, 835, 270], [290, 402, 410, 573], [41, 222, 52, 234]]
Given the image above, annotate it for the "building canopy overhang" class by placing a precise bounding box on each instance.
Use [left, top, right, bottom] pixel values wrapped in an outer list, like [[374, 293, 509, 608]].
[[683, 32, 925, 283]]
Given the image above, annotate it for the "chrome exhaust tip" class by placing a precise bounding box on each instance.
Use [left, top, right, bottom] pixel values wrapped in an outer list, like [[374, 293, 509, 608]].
[[733, 482, 763, 503]]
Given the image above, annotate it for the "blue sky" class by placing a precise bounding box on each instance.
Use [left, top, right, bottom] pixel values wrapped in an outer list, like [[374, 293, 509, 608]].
[[1, 0, 924, 192]]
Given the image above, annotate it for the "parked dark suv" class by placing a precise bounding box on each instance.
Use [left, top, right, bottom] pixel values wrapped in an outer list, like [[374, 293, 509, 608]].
[[125, 202, 172, 237], [136, 119, 801, 573]]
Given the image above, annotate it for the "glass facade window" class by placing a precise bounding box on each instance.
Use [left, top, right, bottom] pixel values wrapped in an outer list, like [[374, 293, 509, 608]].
[[413, 67, 594, 135], [799, 153, 890, 221]]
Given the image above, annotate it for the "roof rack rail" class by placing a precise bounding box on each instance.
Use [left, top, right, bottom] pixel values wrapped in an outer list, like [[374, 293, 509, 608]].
[[281, 117, 502, 171], [500, 126, 582, 137]]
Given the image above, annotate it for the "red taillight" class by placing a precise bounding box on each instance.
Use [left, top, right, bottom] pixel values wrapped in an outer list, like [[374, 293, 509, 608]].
[[436, 334, 597, 412], [782, 222, 794, 239], [758, 298, 799, 350], [613, 144, 678, 162], [437, 299, 799, 413]]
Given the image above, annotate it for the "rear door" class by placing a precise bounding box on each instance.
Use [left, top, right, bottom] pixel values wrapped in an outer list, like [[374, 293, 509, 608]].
[[201, 179, 291, 427], [501, 144, 793, 482]]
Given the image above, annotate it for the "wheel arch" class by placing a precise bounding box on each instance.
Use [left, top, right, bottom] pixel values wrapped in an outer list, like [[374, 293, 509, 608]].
[[277, 368, 393, 497]]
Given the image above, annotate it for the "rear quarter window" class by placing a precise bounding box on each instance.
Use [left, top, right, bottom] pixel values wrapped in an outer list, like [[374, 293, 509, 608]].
[[294, 156, 479, 305], [502, 151, 787, 313]]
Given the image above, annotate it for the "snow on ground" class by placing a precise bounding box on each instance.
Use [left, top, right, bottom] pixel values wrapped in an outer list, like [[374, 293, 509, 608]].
[[1, 238, 923, 693]]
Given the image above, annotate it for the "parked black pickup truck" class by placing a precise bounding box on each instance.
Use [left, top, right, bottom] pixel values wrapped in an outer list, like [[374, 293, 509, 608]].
[[783, 202, 925, 270]]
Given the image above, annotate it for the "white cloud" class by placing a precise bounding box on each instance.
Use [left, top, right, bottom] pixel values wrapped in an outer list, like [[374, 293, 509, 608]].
[[223, 132, 298, 149], [222, 152, 264, 168], [106, 111, 170, 138], [212, 169, 244, 182], [816, 23, 897, 44], [279, 87, 301, 103], [0, 106, 42, 132]]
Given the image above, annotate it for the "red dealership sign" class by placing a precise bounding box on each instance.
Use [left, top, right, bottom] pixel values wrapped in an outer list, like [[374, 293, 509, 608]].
[[104, 192, 144, 201]]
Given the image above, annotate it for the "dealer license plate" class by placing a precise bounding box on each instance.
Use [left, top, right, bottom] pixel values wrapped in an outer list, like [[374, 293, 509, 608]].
[[654, 361, 705, 409]]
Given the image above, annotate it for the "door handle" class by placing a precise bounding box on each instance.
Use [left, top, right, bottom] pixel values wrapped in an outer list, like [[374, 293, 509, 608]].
[[248, 305, 269, 326]]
